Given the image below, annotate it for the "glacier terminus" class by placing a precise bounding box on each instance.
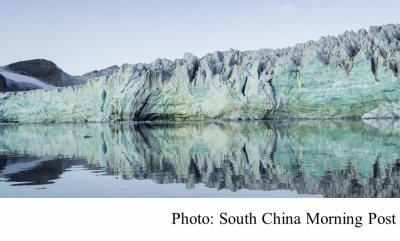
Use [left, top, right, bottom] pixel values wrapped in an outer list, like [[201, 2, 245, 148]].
[[1, 24, 400, 122]]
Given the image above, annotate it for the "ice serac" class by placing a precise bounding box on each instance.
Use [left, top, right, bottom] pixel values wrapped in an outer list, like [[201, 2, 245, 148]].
[[1, 24, 400, 122]]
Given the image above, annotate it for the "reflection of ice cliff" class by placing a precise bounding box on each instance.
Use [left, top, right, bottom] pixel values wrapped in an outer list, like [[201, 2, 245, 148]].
[[1, 120, 400, 197]]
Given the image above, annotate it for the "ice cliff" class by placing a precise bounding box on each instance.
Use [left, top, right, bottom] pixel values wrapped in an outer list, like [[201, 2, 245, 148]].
[[1, 24, 400, 122]]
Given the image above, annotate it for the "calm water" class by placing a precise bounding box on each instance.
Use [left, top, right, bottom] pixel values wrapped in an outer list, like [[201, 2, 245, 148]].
[[1, 119, 400, 198]]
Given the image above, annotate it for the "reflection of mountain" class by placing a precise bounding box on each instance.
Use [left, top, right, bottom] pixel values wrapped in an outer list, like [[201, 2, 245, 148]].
[[0, 155, 87, 185], [0, 120, 400, 197]]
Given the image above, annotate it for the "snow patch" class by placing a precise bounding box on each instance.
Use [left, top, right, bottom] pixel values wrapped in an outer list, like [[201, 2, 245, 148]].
[[0, 67, 55, 90]]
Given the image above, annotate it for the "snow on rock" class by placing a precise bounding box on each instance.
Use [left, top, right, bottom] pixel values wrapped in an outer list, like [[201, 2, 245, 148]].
[[5, 59, 85, 87], [4, 78, 43, 92], [0, 69, 54, 90]]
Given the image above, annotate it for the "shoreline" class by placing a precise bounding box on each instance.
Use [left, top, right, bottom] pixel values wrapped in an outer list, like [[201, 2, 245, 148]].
[[0, 116, 397, 126]]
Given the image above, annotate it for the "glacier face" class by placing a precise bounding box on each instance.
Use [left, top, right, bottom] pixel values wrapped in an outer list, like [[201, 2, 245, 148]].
[[1, 24, 400, 122]]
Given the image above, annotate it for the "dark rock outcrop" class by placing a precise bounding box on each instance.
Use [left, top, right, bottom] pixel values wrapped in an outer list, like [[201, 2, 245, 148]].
[[0, 74, 7, 92]]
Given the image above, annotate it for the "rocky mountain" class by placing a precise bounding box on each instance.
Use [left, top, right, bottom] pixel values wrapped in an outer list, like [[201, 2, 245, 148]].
[[4, 59, 85, 87], [1, 24, 400, 122], [81, 65, 120, 80], [0, 60, 119, 93]]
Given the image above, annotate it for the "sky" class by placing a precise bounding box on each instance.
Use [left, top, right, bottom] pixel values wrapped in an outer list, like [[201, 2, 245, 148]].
[[1, 0, 400, 75]]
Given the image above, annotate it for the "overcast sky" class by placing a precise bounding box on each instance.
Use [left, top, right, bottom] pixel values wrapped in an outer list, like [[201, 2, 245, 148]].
[[1, 0, 400, 75]]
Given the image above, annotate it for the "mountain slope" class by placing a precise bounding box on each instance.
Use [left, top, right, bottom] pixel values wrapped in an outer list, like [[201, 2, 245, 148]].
[[0, 72, 44, 92], [81, 65, 120, 80], [4, 59, 85, 87]]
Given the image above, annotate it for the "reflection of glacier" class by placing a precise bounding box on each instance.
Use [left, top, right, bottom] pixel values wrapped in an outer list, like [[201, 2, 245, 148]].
[[1, 120, 400, 197]]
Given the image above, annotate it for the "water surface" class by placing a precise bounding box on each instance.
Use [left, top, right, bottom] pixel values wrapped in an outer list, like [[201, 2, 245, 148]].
[[1, 119, 400, 198]]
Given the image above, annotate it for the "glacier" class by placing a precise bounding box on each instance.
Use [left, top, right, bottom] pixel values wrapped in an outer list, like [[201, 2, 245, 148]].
[[1, 24, 400, 122]]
